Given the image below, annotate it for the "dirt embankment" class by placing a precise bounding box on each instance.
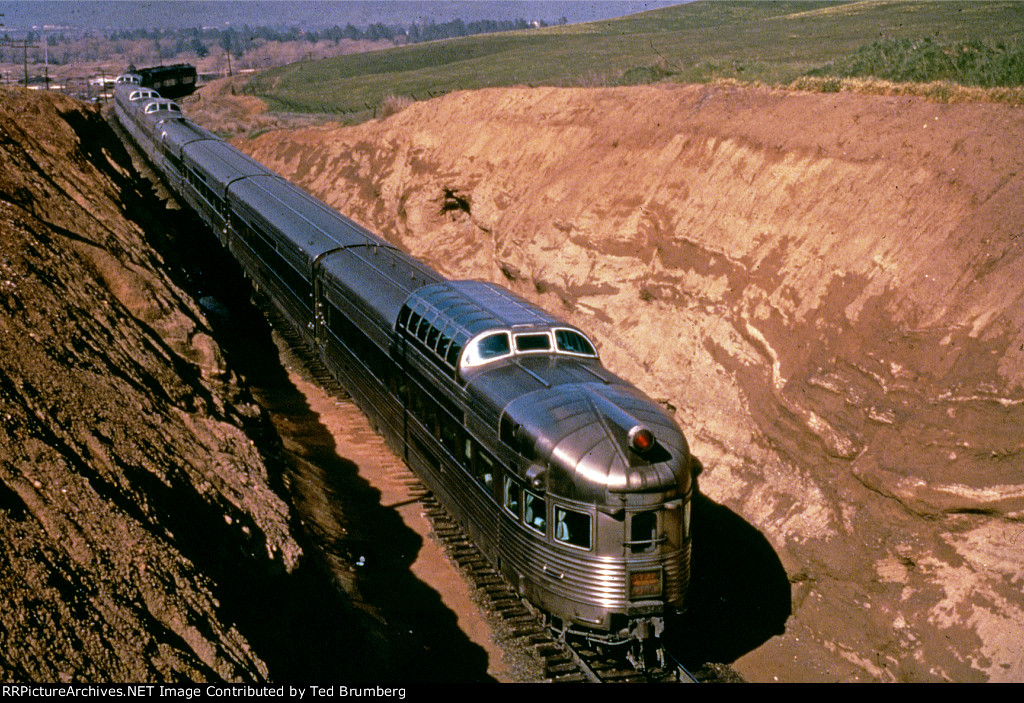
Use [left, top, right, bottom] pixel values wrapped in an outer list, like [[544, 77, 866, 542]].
[[0, 87, 307, 681], [0, 88, 433, 683], [234, 84, 1024, 682]]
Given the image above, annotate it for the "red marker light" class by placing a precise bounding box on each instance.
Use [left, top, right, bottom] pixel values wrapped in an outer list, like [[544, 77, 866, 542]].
[[629, 426, 655, 453]]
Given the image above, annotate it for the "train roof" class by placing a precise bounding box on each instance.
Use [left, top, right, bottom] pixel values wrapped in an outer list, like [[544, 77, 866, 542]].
[[113, 83, 159, 117], [229, 174, 393, 264], [398, 281, 599, 376], [153, 119, 211, 158], [182, 138, 274, 196], [114, 85, 159, 101], [140, 98, 183, 116], [319, 244, 443, 337]]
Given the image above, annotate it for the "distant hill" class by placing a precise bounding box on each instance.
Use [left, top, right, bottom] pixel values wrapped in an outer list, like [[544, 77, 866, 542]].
[[240, 0, 1024, 117]]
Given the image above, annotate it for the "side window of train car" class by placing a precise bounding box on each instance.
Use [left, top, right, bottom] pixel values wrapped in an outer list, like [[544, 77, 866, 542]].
[[554, 329, 597, 357], [414, 310, 435, 346], [503, 476, 521, 517], [165, 149, 182, 174], [554, 507, 592, 550], [439, 413, 462, 459], [425, 322, 440, 349], [186, 167, 222, 212], [410, 313, 461, 377], [457, 437, 496, 494], [629, 511, 658, 553], [385, 362, 406, 400], [325, 302, 386, 381], [446, 334, 465, 368], [436, 323, 455, 363], [499, 416, 535, 461], [409, 384, 439, 437], [245, 223, 310, 305], [406, 310, 422, 337], [475, 446, 496, 492], [523, 490, 546, 535]]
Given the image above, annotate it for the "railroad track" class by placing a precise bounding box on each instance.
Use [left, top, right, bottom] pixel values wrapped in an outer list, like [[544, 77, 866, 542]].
[[422, 490, 702, 683]]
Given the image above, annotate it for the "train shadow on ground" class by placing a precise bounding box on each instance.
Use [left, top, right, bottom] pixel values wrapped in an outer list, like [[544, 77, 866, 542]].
[[198, 241, 494, 682], [118, 143, 494, 681], [665, 491, 792, 670], [236, 309, 495, 683]]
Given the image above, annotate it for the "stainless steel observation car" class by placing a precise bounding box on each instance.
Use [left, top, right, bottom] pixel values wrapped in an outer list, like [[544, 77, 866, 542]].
[[113, 75, 698, 658]]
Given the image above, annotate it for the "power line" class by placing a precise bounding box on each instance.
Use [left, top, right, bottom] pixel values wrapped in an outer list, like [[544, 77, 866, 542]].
[[2, 13, 44, 88], [1, 12, 41, 89], [0, 37, 39, 87]]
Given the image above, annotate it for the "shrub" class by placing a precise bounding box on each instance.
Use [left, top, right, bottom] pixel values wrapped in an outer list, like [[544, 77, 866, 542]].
[[378, 93, 414, 118]]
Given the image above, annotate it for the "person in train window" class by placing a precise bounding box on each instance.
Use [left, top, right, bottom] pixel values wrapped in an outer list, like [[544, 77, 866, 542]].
[[524, 491, 546, 533], [555, 508, 591, 549], [504, 477, 520, 515]]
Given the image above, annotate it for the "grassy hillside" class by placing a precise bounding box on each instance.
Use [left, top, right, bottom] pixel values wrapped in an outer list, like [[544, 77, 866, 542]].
[[241, 0, 1024, 116]]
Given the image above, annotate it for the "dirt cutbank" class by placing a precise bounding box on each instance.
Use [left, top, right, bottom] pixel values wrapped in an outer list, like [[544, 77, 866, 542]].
[[1, 88, 454, 683], [0, 84, 358, 682], [233, 83, 1024, 682]]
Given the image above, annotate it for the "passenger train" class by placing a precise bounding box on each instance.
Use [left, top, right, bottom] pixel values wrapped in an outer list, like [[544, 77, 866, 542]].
[[113, 73, 699, 667]]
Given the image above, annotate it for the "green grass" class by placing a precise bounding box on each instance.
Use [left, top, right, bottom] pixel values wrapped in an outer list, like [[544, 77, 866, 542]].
[[808, 37, 1024, 86], [241, 0, 1024, 116]]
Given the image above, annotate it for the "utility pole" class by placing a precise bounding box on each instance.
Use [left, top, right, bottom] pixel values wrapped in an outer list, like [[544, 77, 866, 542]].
[[0, 36, 40, 88], [0, 13, 5, 88], [1, 12, 42, 89]]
